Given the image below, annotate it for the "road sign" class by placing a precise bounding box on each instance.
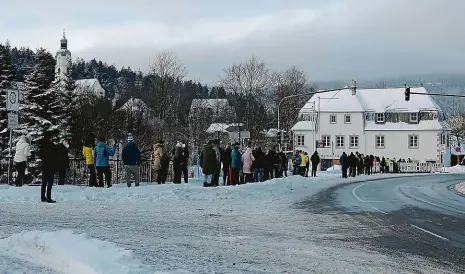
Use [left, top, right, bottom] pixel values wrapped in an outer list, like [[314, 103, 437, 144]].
[[7, 112, 18, 129], [6, 90, 19, 112]]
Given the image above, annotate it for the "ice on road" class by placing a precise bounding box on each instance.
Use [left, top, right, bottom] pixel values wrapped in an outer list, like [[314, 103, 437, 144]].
[[0, 171, 453, 273]]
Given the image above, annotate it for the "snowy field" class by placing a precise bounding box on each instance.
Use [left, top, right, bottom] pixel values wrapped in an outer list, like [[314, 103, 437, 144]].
[[0, 169, 453, 274]]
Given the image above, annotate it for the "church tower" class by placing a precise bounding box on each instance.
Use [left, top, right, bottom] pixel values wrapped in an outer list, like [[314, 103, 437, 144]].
[[55, 30, 72, 81]]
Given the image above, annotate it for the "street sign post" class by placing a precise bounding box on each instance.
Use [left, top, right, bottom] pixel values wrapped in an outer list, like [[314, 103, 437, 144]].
[[6, 90, 19, 112], [7, 112, 18, 129]]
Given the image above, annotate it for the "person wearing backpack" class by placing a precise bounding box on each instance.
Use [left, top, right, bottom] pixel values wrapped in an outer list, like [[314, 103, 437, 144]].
[[94, 137, 116, 188], [122, 134, 141, 187]]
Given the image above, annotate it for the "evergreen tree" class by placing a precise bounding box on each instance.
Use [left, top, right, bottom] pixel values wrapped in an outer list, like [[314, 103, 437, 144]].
[[0, 43, 14, 158], [20, 48, 59, 144]]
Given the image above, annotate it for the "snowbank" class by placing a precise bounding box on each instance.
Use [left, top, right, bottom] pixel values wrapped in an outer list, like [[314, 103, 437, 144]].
[[443, 165, 465, 174], [0, 230, 151, 274], [453, 182, 465, 195], [0, 171, 343, 204]]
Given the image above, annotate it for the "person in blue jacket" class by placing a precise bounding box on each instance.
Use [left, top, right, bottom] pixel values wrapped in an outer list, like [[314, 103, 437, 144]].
[[230, 142, 242, 185], [94, 136, 116, 187], [122, 134, 141, 187]]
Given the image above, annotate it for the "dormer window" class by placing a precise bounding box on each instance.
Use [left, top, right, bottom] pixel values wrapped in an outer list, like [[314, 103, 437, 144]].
[[410, 112, 418, 123], [376, 113, 385, 123]]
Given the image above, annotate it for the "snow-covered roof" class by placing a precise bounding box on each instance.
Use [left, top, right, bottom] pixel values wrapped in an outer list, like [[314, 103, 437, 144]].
[[118, 98, 150, 112], [75, 79, 98, 89], [206, 123, 244, 133], [301, 89, 365, 112], [300, 87, 441, 113], [191, 99, 230, 110], [291, 121, 316, 131], [261, 128, 287, 137], [355, 87, 439, 113], [364, 120, 445, 131]]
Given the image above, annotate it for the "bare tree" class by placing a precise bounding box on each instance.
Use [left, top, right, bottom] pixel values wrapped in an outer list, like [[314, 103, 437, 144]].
[[220, 56, 275, 136], [148, 51, 187, 144], [275, 67, 311, 131], [447, 114, 465, 146], [188, 99, 212, 152]]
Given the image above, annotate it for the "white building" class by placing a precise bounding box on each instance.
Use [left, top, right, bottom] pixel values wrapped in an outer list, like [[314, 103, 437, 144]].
[[291, 87, 450, 165], [74, 79, 105, 98]]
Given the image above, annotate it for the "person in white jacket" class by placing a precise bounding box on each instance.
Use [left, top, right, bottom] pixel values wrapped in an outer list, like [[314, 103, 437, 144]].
[[13, 136, 31, 186]]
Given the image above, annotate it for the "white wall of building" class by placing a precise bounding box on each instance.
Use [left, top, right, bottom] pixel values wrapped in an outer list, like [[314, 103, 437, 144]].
[[365, 130, 440, 161], [294, 111, 365, 159]]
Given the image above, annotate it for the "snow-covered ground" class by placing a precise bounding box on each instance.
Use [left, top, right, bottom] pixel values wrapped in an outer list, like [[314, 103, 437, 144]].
[[0, 171, 451, 273], [443, 165, 465, 174], [453, 182, 465, 196]]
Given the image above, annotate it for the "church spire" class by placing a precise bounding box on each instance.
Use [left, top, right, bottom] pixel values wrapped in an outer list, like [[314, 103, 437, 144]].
[[60, 29, 67, 50]]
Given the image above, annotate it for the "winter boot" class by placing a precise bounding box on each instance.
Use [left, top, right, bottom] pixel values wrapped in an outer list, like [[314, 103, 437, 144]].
[[46, 198, 56, 203], [203, 182, 208, 187]]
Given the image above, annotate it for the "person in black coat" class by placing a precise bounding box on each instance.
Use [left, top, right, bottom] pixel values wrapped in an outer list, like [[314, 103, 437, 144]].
[[180, 142, 189, 183], [222, 145, 232, 185], [310, 151, 320, 177], [278, 151, 288, 177], [56, 139, 70, 185], [348, 152, 357, 177], [340, 152, 348, 178], [364, 155, 371, 175], [253, 147, 265, 182], [40, 132, 57, 203], [200, 141, 218, 187]]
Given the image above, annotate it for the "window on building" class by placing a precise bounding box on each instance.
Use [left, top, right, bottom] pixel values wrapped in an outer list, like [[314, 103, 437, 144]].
[[323, 135, 331, 148], [376, 113, 385, 123], [336, 136, 344, 148], [350, 135, 359, 148], [441, 133, 448, 145], [410, 112, 418, 123], [409, 135, 419, 149], [330, 115, 337, 124], [376, 135, 385, 149], [344, 115, 351, 124], [297, 135, 305, 146]]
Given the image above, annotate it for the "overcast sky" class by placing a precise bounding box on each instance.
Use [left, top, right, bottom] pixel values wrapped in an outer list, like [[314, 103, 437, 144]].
[[1, 0, 464, 84]]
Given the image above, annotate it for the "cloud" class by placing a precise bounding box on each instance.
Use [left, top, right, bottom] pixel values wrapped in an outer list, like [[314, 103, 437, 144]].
[[1, 0, 464, 85]]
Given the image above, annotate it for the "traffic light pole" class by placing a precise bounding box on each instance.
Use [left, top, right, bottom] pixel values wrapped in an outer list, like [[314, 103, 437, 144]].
[[277, 81, 357, 150]]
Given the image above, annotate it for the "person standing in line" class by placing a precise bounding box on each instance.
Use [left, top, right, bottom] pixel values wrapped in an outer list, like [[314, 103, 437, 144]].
[[222, 145, 232, 185], [340, 152, 348, 178], [153, 141, 167, 184], [172, 140, 183, 184], [278, 150, 288, 178], [253, 147, 265, 182], [299, 151, 307, 176], [349, 152, 357, 177], [292, 151, 301, 175], [181, 141, 189, 184], [304, 152, 310, 177], [83, 137, 97, 187], [40, 132, 57, 203], [310, 151, 320, 177], [211, 139, 221, 187], [94, 137, 116, 188], [241, 145, 255, 183], [200, 140, 218, 187], [13, 136, 31, 187], [122, 134, 141, 187], [230, 142, 242, 186], [56, 139, 70, 185]]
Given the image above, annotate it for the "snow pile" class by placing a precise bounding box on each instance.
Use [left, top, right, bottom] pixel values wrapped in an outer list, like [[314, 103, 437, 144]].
[[324, 165, 341, 173], [0, 172, 344, 204], [453, 182, 465, 195], [0, 230, 151, 274], [443, 165, 465, 173]]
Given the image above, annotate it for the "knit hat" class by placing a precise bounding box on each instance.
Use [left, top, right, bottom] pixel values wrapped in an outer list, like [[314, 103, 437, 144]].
[[127, 134, 134, 142]]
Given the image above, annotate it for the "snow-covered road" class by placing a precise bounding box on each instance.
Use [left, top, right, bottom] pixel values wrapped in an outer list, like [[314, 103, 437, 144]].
[[0, 171, 453, 273]]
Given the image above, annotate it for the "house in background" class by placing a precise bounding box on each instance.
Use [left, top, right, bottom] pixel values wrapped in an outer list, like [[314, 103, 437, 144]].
[[74, 79, 105, 98], [291, 87, 450, 168], [206, 123, 250, 145], [190, 99, 233, 119]]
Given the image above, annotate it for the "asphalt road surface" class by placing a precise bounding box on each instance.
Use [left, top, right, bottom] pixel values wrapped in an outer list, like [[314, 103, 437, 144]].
[[302, 174, 465, 272]]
